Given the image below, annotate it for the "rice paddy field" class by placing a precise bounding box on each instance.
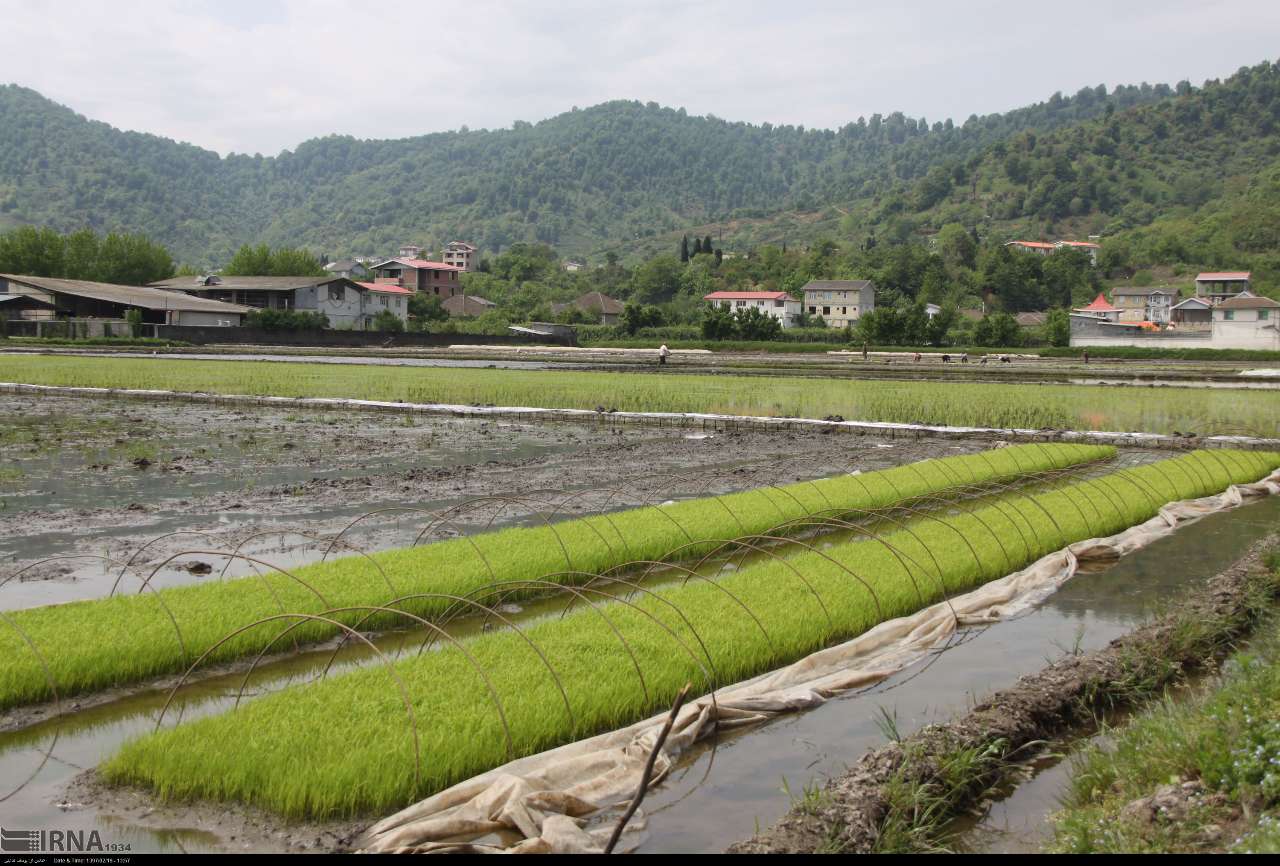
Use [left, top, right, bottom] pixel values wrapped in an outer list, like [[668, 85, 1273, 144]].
[[5, 348, 1280, 855], [98, 450, 1280, 819], [3, 353, 1279, 435], [0, 442, 1108, 709]]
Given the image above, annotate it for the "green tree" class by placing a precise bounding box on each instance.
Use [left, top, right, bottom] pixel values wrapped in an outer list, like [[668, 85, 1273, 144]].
[[733, 306, 781, 340], [222, 244, 324, 276], [1044, 308, 1070, 346], [408, 293, 449, 329], [701, 304, 736, 339], [372, 309, 405, 332]]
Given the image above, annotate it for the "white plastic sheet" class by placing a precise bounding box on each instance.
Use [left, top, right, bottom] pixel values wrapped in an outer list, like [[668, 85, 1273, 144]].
[[358, 469, 1280, 853]]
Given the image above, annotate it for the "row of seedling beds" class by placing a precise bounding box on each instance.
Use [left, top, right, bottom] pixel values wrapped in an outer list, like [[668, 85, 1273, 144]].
[[0, 443, 1112, 709], [4, 354, 1280, 434], [100, 449, 1280, 819]]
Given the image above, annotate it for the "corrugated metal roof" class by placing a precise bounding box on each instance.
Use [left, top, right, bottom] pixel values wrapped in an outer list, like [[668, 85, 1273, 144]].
[[1111, 286, 1179, 296], [1196, 272, 1251, 281], [150, 276, 345, 292], [1218, 295, 1280, 310], [704, 291, 790, 301], [2, 274, 249, 313], [371, 258, 461, 271]]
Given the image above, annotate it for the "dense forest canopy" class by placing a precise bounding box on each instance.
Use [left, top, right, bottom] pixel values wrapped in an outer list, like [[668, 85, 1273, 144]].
[[0, 67, 1214, 266]]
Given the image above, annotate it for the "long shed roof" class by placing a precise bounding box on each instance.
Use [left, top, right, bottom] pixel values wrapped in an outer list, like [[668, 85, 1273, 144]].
[[2, 274, 249, 313]]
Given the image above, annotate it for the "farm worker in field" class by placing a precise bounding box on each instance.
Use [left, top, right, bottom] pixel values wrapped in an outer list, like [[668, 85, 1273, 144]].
[[960, 352, 969, 364], [914, 352, 921, 363], [862, 342, 869, 361], [1082, 349, 1090, 364], [658, 344, 671, 366]]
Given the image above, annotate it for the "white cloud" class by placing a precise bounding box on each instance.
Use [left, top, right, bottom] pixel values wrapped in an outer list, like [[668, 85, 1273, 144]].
[[0, 0, 1276, 155]]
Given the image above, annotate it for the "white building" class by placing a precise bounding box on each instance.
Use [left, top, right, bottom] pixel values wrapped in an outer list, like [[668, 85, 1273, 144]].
[[1212, 295, 1279, 350], [704, 291, 801, 328]]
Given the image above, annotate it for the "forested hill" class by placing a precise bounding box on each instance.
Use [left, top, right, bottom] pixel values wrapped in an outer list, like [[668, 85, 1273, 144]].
[[0, 76, 1179, 266]]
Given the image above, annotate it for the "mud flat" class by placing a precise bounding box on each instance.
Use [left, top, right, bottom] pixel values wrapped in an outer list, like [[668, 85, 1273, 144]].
[[0, 392, 989, 610]]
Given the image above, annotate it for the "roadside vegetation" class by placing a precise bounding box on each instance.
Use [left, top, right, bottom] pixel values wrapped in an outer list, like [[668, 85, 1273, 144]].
[[100, 450, 1279, 818], [3, 355, 1279, 435], [0, 443, 1108, 709], [1050, 566, 1280, 854]]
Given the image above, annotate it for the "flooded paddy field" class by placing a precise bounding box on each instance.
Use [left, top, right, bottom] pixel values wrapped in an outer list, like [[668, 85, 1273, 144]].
[[0, 391, 990, 610]]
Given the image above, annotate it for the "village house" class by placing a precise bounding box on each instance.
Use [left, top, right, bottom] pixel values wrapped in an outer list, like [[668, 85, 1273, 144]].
[[704, 291, 801, 328], [442, 294, 496, 317], [1111, 286, 1179, 324], [1004, 240, 1100, 264], [1195, 271, 1252, 304], [442, 241, 477, 272], [369, 257, 463, 298], [1003, 240, 1056, 257], [552, 291, 625, 325], [1213, 294, 1279, 350], [800, 280, 875, 328], [1072, 292, 1121, 321], [1170, 296, 1213, 327], [2, 274, 248, 328], [322, 259, 369, 279], [1070, 290, 1279, 351], [150, 275, 408, 329], [1054, 240, 1101, 264]]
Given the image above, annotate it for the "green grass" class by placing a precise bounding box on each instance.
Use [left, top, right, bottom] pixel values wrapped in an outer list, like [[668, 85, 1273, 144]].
[[0, 443, 1108, 710], [100, 450, 1280, 819], [1050, 592, 1280, 853], [2, 354, 1278, 435]]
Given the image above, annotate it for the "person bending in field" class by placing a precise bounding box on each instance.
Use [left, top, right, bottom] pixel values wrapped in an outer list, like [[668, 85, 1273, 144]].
[[658, 344, 671, 366]]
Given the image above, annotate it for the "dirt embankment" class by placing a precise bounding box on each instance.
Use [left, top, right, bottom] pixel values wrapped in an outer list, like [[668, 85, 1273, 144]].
[[728, 535, 1280, 854]]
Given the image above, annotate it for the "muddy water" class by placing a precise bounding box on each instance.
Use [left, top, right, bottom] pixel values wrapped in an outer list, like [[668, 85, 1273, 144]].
[[629, 495, 1280, 853]]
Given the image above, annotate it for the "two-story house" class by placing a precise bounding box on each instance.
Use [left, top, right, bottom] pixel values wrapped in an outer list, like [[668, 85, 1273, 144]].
[[442, 242, 477, 272], [1111, 287, 1179, 324], [800, 280, 875, 328], [370, 258, 463, 298], [1195, 271, 1252, 304], [704, 291, 800, 328]]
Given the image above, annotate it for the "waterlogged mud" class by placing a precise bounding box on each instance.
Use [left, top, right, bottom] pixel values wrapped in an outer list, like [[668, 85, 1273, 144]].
[[0, 392, 988, 610]]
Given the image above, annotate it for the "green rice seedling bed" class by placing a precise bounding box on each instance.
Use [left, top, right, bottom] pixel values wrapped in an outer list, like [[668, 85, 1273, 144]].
[[101, 449, 1280, 819], [3, 354, 1278, 434], [0, 444, 1109, 710]]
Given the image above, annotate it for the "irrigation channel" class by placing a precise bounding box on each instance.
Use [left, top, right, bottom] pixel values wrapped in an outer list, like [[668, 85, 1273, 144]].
[[0, 441, 1275, 852]]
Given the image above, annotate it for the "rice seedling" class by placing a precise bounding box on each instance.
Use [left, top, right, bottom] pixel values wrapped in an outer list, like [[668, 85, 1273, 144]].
[[0, 443, 1109, 709], [100, 449, 1280, 819], [2, 354, 1278, 435]]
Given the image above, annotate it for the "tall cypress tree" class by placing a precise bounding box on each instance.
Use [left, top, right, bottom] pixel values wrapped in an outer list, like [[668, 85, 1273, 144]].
[[693, 237, 703, 255], [680, 235, 689, 262], [704, 235, 713, 254]]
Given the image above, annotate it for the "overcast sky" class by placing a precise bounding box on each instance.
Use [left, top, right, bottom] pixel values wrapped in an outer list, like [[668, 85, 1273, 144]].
[[3, 0, 1278, 156]]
